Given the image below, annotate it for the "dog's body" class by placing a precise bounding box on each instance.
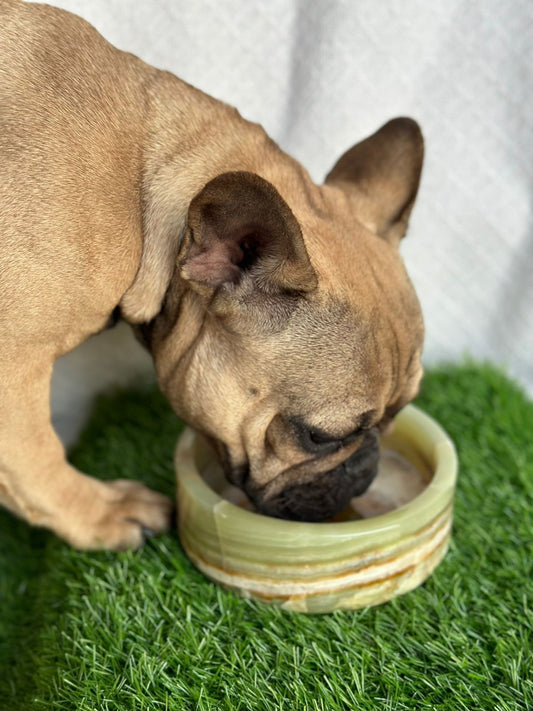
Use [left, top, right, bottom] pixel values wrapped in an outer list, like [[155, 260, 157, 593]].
[[0, 0, 425, 549]]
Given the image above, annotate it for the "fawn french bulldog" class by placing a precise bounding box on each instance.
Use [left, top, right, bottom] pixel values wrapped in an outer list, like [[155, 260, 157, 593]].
[[0, 0, 424, 549]]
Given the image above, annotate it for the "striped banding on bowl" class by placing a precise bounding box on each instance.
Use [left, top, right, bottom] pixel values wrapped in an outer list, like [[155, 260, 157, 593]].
[[175, 405, 457, 614]]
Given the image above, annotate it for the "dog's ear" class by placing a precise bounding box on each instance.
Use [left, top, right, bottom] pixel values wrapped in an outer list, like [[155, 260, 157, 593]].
[[120, 171, 316, 324], [325, 118, 424, 246], [179, 171, 317, 293]]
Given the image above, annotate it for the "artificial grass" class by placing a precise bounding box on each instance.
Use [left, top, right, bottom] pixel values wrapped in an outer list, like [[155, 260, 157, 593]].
[[0, 362, 532, 710]]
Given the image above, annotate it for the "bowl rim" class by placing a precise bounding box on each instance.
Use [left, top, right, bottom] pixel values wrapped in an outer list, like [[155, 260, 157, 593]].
[[175, 404, 458, 541]]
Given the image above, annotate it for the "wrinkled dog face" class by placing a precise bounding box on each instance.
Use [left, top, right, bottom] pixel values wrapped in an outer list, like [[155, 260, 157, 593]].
[[151, 119, 425, 521]]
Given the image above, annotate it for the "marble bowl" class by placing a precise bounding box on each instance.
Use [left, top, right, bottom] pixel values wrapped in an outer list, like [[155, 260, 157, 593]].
[[174, 405, 457, 614]]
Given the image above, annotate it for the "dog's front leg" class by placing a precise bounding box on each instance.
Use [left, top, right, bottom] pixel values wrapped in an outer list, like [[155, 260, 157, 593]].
[[0, 350, 173, 550]]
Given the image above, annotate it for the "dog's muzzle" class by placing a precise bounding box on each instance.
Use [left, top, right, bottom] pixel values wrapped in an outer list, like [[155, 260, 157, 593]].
[[246, 431, 380, 522]]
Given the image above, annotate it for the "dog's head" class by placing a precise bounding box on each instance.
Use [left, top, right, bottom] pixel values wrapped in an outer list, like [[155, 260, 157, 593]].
[[142, 118, 424, 521]]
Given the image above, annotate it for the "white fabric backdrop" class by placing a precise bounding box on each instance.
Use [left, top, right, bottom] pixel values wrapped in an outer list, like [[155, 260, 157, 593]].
[[41, 0, 533, 443]]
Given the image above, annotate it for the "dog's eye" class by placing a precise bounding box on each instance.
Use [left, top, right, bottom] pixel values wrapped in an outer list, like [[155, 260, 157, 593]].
[[308, 427, 339, 446], [289, 416, 370, 453], [290, 417, 341, 452]]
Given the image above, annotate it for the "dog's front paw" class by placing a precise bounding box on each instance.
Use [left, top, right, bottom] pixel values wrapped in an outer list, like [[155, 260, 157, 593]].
[[65, 479, 174, 551]]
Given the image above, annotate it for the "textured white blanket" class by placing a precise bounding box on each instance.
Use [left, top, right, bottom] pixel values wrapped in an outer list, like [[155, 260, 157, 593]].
[[40, 0, 532, 441]]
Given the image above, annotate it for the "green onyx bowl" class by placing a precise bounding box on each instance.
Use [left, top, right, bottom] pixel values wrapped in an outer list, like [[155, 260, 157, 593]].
[[174, 405, 457, 614]]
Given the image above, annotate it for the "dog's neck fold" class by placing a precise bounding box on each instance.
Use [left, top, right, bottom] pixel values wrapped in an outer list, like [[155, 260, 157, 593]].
[[119, 71, 312, 325]]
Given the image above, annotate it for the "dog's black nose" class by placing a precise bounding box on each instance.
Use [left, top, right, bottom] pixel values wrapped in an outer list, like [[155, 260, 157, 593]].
[[253, 431, 379, 522]]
